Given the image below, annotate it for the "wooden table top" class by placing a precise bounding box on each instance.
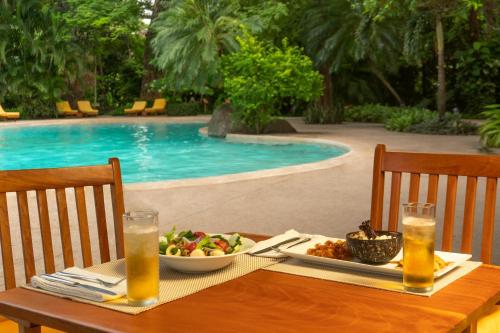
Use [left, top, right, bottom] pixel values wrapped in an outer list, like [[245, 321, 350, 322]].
[[0, 233, 498, 333]]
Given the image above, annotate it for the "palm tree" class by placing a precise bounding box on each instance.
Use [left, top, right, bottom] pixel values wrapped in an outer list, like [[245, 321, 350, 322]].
[[302, 0, 405, 122], [151, 0, 244, 94]]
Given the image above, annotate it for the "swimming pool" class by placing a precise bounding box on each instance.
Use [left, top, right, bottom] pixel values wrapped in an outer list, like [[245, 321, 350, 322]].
[[0, 123, 348, 183]]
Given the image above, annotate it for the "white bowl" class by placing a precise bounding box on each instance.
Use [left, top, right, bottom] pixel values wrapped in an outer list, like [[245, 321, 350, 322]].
[[160, 235, 256, 273]]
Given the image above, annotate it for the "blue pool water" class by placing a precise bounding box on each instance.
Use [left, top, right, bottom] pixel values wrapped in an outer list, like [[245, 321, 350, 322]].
[[0, 123, 348, 183]]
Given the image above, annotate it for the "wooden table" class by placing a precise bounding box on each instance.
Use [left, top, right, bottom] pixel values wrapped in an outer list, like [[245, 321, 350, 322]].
[[0, 234, 498, 333]]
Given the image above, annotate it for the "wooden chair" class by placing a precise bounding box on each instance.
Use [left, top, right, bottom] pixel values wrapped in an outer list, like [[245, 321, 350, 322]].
[[370, 144, 500, 332], [370, 144, 499, 264], [0, 158, 125, 332]]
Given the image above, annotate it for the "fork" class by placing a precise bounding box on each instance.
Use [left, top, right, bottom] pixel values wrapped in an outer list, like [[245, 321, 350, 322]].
[[55, 271, 125, 288], [271, 237, 311, 252]]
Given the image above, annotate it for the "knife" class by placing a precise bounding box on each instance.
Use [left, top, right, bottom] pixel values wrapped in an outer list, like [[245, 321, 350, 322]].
[[41, 274, 118, 296], [251, 237, 302, 254]]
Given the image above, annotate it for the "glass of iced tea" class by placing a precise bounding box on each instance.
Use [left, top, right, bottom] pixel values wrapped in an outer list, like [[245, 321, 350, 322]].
[[123, 209, 159, 306], [402, 203, 436, 292]]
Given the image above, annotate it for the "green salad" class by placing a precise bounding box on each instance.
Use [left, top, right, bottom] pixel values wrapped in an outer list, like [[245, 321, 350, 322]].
[[159, 227, 243, 257]]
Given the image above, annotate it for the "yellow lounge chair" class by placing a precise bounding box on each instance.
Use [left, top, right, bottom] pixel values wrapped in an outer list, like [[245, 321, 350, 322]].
[[0, 104, 20, 120], [56, 101, 80, 117], [124, 101, 147, 116], [145, 98, 167, 115], [77, 100, 99, 116]]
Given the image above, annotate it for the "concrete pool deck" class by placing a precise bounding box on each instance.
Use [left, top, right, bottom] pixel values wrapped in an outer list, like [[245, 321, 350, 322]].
[[0, 116, 498, 288]]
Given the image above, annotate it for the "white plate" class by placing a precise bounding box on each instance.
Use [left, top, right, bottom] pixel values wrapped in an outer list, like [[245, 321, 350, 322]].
[[160, 235, 255, 273], [280, 236, 472, 278]]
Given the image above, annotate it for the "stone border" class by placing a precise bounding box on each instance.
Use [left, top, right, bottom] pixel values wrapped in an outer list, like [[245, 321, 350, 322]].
[[0, 117, 353, 190], [0, 115, 211, 128]]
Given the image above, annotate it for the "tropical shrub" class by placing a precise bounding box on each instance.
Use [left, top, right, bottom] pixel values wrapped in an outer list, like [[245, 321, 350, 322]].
[[452, 39, 500, 115], [344, 104, 395, 123], [409, 113, 478, 135], [384, 108, 435, 132], [222, 34, 322, 133], [0, 1, 80, 118], [480, 105, 500, 148], [167, 103, 202, 116], [304, 102, 344, 124]]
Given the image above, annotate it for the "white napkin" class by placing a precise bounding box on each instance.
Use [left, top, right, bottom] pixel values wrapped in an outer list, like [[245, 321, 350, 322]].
[[30, 267, 126, 302], [249, 229, 319, 258]]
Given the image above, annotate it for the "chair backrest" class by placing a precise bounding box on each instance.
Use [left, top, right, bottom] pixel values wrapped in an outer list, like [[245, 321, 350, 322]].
[[77, 100, 93, 111], [0, 104, 5, 114], [370, 144, 500, 264], [56, 101, 72, 113], [153, 98, 167, 109], [133, 101, 147, 109], [0, 158, 125, 289]]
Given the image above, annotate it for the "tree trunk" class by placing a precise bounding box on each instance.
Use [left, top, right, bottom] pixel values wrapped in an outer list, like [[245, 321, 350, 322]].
[[370, 66, 405, 106], [317, 65, 343, 123], [468, 7, 480, 42], [94, 54, 98, 104], [483, 0, 496, 36], [140, 0, 164, 99], [435, 14, 446, 118]]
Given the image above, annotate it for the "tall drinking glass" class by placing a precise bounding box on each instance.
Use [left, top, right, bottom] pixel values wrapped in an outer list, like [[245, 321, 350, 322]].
[[123, 209, 159, 306], [402, 203, 436, 292]]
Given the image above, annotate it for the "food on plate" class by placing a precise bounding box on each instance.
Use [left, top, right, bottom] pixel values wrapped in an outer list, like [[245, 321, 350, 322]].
[[350, 220, 395, 240], [392, 255, 452, 272], [307, 240, 351, 260], [159, 227, 242, 257]]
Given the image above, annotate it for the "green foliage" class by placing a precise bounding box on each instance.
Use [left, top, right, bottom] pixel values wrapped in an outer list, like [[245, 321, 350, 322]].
[[151, 0, 243, 94], [304, 102, 344, 124], [384, 108, 435, 132], [480, 104, 500, 148], [451, 39, 500, 114], [345, 104, 476, 135], [222, 33, 322, 133], [0, 0, 81, 118], [62, 0, 145, 112], [344, 104, 395, 123], [167, 103, 202, 116], [409, 112, 478, 135]]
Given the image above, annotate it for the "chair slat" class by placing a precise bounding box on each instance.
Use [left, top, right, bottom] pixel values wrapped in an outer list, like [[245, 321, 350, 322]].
[[74, 187, 92, 267], [383, 151, 500, 178], [461, 177, 477, 254], [408, 173, 420, 202], [35, 190, 55, 274], [16, 191, 36, 283], [55, 188, 74, 268], [442, 176, 458, 251], [93, 186, 110, 263], [388, 172, 402, 231], [370, 145, 385, 230], [109, 158, 125, 259], [426, 174, 439, 205], [481, 177, 497, 264], [0, 165, 114, 192], [0, 193, 16, 289]]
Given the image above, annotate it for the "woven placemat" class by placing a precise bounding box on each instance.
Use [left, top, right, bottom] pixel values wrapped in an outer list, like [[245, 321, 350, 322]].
[[263, 259, 481, 297], [23, 254, 281, 315]]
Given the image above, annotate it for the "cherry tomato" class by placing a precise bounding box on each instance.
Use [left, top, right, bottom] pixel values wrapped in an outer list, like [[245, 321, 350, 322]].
[[185, 242, 196, 253], [193, 231, 206, 239], [214, 239, 229, 252]]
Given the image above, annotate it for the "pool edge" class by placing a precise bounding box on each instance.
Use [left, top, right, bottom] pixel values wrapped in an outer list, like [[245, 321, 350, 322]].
[[124, 127, 353, 191]]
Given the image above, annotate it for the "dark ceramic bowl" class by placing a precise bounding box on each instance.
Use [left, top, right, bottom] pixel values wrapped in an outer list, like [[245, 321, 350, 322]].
[[346, 231, 402, 264]]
